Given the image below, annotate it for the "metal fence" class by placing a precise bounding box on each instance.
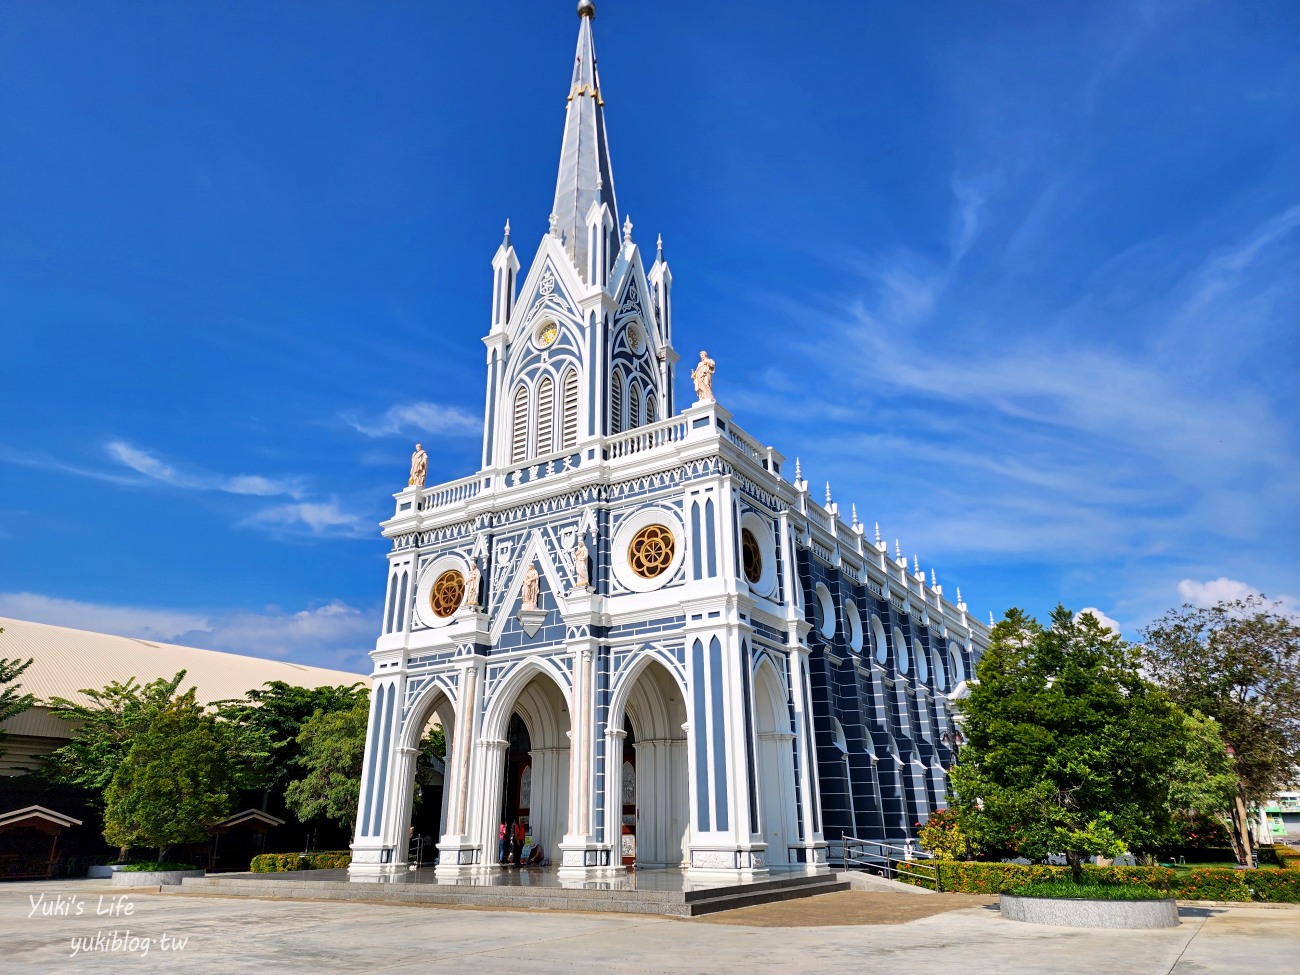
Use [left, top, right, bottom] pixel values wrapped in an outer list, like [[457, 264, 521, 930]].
[[841, 836, 942, 891]]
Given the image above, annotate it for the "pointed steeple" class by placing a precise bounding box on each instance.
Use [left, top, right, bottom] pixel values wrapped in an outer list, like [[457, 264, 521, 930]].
[[552, 2, 618, 283]]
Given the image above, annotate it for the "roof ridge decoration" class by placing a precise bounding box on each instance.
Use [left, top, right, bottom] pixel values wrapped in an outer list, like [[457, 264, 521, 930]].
[[552, 1, 618, 281]]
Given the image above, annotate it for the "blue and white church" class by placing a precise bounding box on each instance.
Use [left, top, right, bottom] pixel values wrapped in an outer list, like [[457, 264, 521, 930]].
[[349, 2, 989, 882]]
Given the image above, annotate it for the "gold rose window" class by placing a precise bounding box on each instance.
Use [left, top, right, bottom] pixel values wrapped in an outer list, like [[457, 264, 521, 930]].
[[627, 525, 675, 580], [741, 529, 762, 584], [430, 570, 466, 618]]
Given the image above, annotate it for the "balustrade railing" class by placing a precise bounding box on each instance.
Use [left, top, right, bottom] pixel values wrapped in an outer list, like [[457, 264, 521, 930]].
[[419, 475, 480, 512], [603, 416, 690, 460]]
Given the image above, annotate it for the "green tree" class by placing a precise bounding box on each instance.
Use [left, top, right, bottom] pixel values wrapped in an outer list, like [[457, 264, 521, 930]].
[[0, 632, 36, 759], [44, 671, 189, 797], [103, 690, 238, 861], [284, 700, 370, 831], [1141, 596, 1300, 864], [215, 680, 366, 804], [950, 607, 1185, 881]]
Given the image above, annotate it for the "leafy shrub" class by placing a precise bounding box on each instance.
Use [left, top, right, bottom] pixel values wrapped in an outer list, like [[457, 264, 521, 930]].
[[1263, 845, 1300, 870], [1247, 871, 1300, 903], [917, 808, 970, 860], [249, 851, 351, 872], [1175, 868, 1250, 901], [1010, 881, 1167, 900], [119, 861, 199, 872]]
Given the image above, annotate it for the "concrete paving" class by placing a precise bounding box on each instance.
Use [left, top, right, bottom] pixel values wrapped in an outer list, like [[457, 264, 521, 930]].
[[3, 878, 1295, 974]]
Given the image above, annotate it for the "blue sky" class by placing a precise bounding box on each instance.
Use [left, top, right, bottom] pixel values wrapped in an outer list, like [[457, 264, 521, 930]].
[[1, 1, 1296, 673]]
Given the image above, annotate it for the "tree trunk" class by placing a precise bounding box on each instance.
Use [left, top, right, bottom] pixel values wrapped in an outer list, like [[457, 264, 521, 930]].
[[1229, 793, 1254, 868], [1066, 851, 1083, 884]]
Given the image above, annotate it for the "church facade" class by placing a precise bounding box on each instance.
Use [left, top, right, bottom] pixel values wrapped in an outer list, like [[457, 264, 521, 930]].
[[349, 3, 989, 881]]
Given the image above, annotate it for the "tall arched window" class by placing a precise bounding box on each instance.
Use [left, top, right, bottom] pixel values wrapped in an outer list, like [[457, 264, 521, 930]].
[[511, 384, 528, 463], [561, 368, 579, 449], [628, 379, 641, 429], [536, 376, 554, 456], [645, 392, 656, 424], [610, 371, 624, 435]]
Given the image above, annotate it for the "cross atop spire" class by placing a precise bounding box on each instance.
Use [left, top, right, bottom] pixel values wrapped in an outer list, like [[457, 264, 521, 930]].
[[552, 2, 618, 280]]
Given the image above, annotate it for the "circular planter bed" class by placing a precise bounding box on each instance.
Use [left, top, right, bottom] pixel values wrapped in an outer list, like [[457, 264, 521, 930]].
[[86, 864, 129, 879], [1001, 893, 1179, 929], [111, 869, 205, 887]]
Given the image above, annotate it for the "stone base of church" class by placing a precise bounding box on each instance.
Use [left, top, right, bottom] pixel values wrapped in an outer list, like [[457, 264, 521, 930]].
[[431, 837, 484, 880], [555, 841, 616, 880]]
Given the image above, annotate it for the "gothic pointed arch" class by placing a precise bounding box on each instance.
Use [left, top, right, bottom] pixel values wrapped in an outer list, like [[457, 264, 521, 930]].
[[561, 366, 579, 449], [536, 375, 555, 456], [510, 383, 529, 463]]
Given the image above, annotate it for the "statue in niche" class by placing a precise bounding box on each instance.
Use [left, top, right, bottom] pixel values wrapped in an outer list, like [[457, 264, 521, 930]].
[[573, 537, 590, 590], [521, 563, 540, 611], [408, 443, 428, 488], [464, 561, 481, 608], [691, 350, 716, 403]]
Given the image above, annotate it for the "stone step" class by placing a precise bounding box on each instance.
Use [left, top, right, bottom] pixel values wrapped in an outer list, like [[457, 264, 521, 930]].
[[176, 870, 851, 918]]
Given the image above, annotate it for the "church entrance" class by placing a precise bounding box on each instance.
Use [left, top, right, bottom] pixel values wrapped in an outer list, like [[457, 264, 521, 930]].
[[484, 671, 570, 868], [615, 660, 688, 869]]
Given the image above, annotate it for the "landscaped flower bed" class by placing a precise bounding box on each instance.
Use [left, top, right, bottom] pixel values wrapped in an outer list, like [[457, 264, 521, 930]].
[[899, 861, 1300, 902]]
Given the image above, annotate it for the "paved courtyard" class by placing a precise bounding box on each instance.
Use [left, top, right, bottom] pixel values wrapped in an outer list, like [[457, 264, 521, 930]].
[[3, 879, 1294, 974]]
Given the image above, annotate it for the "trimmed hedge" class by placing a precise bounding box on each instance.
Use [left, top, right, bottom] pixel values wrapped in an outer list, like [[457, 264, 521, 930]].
[[249, 852, 351, 873], [904, 861, 1300, 902], [1267, 845, 1299, 870], [120, 861, 199, 872]]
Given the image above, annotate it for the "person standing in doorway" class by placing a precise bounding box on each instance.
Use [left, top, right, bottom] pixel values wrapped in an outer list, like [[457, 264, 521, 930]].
[[498, 822, 507, 865], [512, 818, 526, 866]]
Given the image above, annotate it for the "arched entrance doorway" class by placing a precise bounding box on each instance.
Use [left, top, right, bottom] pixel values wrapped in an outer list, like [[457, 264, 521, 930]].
[[754, 659, 799, 867], [481, 669, 571, 868], [397, 684, 455, 869], [610, 659, 688, 869]]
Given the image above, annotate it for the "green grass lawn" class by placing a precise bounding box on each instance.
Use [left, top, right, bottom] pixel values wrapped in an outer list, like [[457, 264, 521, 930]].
[[1164, 861, 1281, 874]]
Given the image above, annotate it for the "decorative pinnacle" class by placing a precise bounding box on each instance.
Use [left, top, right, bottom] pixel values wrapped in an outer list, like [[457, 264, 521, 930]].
[[989, 611, 996, 626], [894, 539, 902, 559], [874, 522, 881, 544], [851, 503, 859, 526], [913, 555, 920, 575], [956, 587, 963, 605], [502, 219, 512, 246], [656, 233, 664, 261], [825, 481, 833, 504], [794, 457, 802, 481], [548, 212, 560, 238], [623, 214, 633, 243], [931, 568, 937, 588], [577, 0, 595, 18]]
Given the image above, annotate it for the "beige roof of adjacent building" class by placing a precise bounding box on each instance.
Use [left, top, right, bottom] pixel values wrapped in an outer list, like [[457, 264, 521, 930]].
[[0, 615, 368, 711]]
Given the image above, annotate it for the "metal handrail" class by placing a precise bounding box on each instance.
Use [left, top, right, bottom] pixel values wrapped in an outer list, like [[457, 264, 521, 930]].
[[841, 835, 942, 891]]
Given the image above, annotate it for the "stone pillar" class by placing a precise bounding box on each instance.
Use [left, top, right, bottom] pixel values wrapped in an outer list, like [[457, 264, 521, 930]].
[[348, 672, 405, 878], [559, 642, 611, 874], [604, 726, 627, 865], [434, 659, 486, 878], [788, 645, 829, 872]]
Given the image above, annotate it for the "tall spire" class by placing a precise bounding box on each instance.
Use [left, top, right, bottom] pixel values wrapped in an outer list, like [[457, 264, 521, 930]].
[[552, 2, 618, 281]]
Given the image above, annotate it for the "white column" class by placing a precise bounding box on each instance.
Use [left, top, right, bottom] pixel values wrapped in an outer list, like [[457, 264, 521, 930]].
[[789, 646, 829, 872]]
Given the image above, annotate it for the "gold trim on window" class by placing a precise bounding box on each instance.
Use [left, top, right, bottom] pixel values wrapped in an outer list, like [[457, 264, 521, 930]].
[[627, 525, 675, 580], [430, 570, 466, 618]]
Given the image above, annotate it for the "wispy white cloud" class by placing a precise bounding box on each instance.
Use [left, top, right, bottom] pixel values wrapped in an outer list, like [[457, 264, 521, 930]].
[[346, 401, 480, 439], [240, 500, 370, 538], [0, 591, 375, 671], [105, 440, 304, 498]]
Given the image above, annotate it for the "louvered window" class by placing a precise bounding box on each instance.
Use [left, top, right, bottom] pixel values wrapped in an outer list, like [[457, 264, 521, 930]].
[[536, 376, 554, 455], [628, 380, 641, 429], [511, 384, 528, 462], [645, 393, 656, 424], [610, 372, 623, 434], [562, 368, 579, 449]]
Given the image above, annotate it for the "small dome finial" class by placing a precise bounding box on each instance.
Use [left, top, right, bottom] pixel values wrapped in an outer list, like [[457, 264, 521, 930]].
[[578, 0, 595, 18]]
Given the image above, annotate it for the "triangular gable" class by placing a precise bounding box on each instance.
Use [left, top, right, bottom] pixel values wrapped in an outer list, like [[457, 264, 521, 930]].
[[0, 805, 83, 830], [489, 527, 574, 645]]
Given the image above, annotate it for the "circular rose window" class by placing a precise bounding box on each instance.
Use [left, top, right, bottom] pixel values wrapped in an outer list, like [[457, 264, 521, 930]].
[[627, 525, 675, 580], [741, 529, 762, 584], [429, 570, 466, 618]]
